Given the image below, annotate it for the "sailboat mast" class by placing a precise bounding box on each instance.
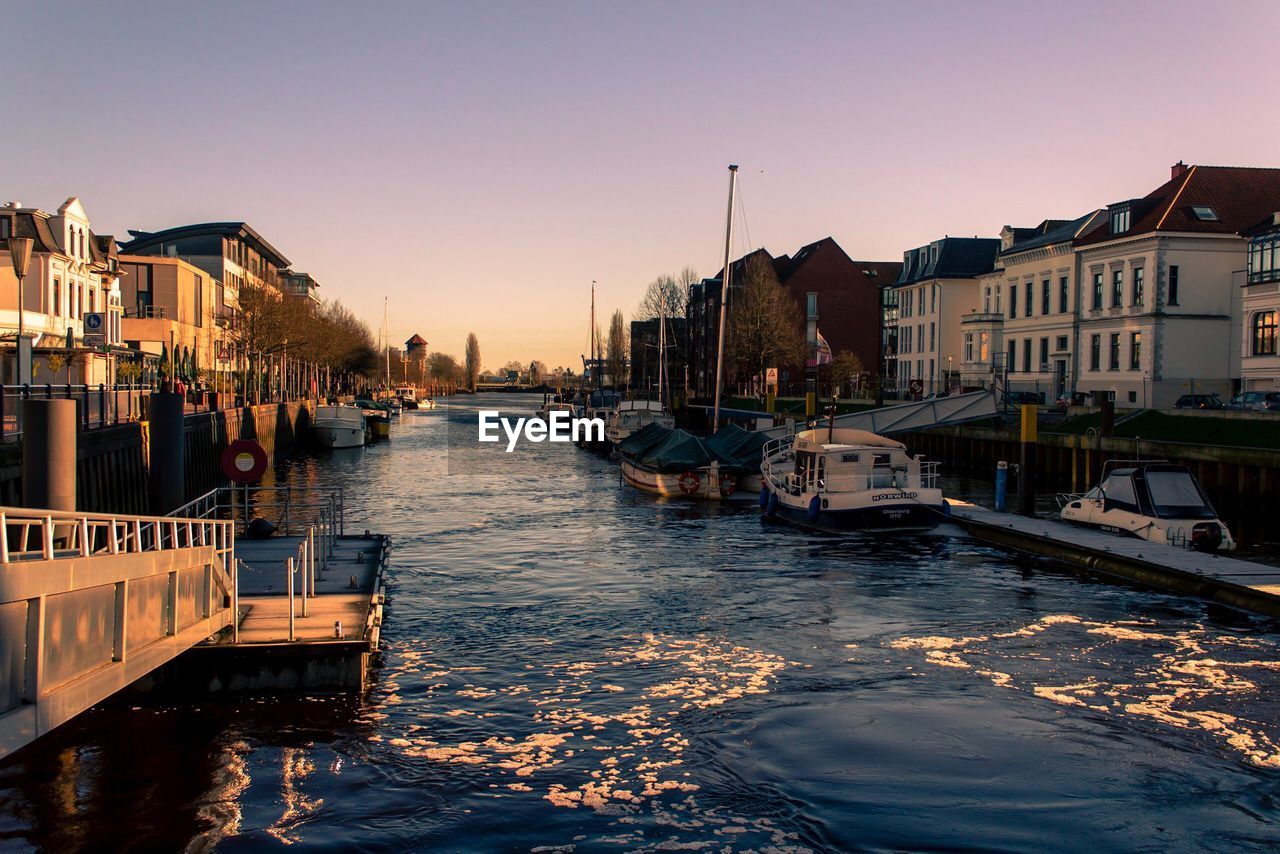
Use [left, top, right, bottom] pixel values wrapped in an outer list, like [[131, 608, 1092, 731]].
[[657, 289, 666, 405], [383, 297, 390, 389], [712, 164, 739, 429], [591, 280, 599, 391]]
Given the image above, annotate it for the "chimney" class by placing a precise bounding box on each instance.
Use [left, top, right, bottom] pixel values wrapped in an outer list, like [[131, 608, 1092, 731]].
[[1171, 160, 1189, 180]]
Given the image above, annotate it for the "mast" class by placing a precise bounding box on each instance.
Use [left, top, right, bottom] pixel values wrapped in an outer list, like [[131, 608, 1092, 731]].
[[591, 280, 600, 392], [657, 288, 666, 405], [712, 164, 739, 429], [383, 297, 390, 390]]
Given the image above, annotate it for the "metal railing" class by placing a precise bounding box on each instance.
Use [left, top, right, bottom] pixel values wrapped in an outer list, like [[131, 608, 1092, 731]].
[[0, 505, 233, 568], [1, 383, 153, 440]]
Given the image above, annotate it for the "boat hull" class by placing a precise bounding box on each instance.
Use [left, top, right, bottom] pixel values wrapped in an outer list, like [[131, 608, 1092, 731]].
[[314, 423, 365, 449], [763, 483, 946, 533], [620, 460, 737, 500]]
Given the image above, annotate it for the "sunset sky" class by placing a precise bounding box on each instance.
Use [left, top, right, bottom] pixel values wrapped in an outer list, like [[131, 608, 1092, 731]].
[[5, 1, 1278, 369]]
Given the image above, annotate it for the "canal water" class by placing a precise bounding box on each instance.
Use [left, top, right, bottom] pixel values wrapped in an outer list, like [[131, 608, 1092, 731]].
[[3, 392, 1280, 852]]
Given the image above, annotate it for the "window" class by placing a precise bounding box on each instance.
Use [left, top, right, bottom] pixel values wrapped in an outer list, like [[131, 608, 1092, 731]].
[[1132, 267, 1144, 306], [1111, 270, 1123, 307], [0, 217, 9, 238], [1022, 338, 1031, 373], [1090, 334, 1101, 371], [1009, 284, 1017, 319], [994, 284, 1002, 315], [1056, 336, 1068, 351], [1092, 272, 1103, 309], [1109, 333, 1120, 370], [1110, 206, 1131, 234], [1248, 236, 1280, 285], [806, 292, 817, 317], [1025, 284, 1033, 317], [964, 332, 974, 362], [52, 279, 60, 316], [931, 284, 936, 313], [983, 286, 991, 313], [1039, 337, 1049, 370], [1041, 279, 1050, 315], [1008, 340, 1017, 373], [929, 321, 935, 352], [79, 230, 85, 257], [1059, 276, 1068, 313], [1130, 332, 1142, 370], [1190, 205, 1219, 221], [194, 275, 203, 327], [1168, 265, 1180, 305], [1252, 311, 1278, 356]]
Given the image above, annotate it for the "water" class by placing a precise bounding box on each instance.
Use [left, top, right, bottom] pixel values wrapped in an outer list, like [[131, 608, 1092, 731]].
[[3, 392, 1280, 852]]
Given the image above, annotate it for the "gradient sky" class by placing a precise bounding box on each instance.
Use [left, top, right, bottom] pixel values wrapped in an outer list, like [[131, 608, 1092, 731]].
[[4, 1, 1278, 370]]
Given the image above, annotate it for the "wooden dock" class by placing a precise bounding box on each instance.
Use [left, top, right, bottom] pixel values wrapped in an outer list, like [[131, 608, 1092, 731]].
[[947, 500, 1280, 618], [133, 531, 388, 696]]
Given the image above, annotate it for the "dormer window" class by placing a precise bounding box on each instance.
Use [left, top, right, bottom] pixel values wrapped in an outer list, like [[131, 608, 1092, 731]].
[[1190, 205, 1219, 222], [1109, 204, 1131, 235]]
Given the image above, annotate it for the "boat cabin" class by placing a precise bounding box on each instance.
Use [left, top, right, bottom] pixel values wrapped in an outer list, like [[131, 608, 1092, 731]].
[[782, 429, 932, 495], [1076, 464, 1218, 521]]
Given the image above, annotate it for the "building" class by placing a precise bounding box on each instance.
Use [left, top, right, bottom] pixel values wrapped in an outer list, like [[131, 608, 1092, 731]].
[[965, 213, 1105, 401], [0, 197, 124, 383], [887, 236, 999, 394], [281, 270, 321, 303], [686, 239, 894, 398], [1240, 212, 1280, 391], [1072, 162, 1280, 407], [118, 254, 228, 380], [119, 222, 293, 332], [629, 317, 687, 397]]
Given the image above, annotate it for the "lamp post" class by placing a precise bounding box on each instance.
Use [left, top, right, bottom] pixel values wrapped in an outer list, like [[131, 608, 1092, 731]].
[[8, 237, 33, 383]]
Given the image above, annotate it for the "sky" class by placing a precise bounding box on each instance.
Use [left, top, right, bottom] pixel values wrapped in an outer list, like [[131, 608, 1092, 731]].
[[4, 0, 1279, 370]]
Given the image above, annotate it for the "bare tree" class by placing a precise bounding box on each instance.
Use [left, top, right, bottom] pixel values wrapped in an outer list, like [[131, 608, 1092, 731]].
[[606, 309, 628, 389], [465, 333, 481, 391], [728, 254, 806, 383], [830, 350, 865, 398], [528, 359, 547, 385], [427, 351, 463, 383]]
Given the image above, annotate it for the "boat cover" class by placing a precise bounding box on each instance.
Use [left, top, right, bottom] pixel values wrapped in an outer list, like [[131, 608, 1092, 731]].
[[705, 424, 770, 469], [636, 429, 740, 473], [614, 422, 672, 458]]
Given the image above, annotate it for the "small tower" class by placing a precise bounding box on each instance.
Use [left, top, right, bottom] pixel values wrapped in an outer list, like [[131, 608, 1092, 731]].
[[404, 334, 428, 384]]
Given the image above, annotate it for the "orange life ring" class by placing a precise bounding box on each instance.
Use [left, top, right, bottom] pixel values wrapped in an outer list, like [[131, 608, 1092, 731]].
[[678, 471, 701, 495], [719, 474, 737, 496]]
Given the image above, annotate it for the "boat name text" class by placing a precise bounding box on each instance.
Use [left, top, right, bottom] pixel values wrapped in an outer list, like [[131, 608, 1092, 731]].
[[872, 491, 919, 502]]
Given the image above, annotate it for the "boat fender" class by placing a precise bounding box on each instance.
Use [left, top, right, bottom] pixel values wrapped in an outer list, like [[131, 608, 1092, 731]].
[[759, 486, 770, 509], [766, 492, 778, 516], [942, 501, 952, 516], [807, 495, 821, 521]]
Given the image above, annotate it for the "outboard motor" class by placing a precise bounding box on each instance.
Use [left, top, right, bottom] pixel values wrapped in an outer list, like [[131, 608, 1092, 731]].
[[1190, 522, 1223, 552]]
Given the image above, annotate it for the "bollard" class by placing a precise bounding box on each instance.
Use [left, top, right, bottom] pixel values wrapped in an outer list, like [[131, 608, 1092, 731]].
[[805, 391, 816, 418], [995, 461, 1008, 512], [287, 556, 296, 642], [309, 528, 317, 588], [300, 541, 309, 618], [21, 398, 77, 511], [765, 392, 776, 414], [148, 391, 185, 514], [1017, 403, 1037, 517]]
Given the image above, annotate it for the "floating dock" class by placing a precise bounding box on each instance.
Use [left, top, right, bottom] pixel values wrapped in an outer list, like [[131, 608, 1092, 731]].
[[948, 500, 1280, 618]]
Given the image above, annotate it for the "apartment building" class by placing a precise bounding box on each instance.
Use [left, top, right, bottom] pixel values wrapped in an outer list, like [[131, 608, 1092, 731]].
[[1240, 213, 1280, 390], [1073, 163, 1280, 407], [887, 237, 998, 393], [118, 255, 229, 379], [0, 197, 124, 383]]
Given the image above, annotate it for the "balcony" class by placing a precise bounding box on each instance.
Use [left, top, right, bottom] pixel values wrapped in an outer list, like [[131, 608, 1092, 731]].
[[962, 312, 1004, 324]]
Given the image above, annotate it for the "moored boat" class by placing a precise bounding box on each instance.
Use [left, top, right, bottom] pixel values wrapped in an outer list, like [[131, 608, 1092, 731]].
[[760, 428, 945, 532], [314, 405, 366, 449], [616, 425, 740, 500], [604, 399, 675, 445], [1057, 462, 1235, 551]]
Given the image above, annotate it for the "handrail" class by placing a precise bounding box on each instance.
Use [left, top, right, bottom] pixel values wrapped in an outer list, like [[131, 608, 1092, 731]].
[[0, 505, 234, 566]]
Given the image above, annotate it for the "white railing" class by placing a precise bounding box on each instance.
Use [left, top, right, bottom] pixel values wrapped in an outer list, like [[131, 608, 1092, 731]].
[[760, 434, 941, 494], [0, 506, 233, 569]]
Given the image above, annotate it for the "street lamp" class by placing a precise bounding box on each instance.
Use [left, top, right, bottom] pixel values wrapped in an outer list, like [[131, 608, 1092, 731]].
[[8, 237, 33, 383]]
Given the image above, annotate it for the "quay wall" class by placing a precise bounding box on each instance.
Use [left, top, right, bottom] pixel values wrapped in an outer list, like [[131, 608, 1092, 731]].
[[903, 425, 1280, 526], [0, 402, 314, 513]]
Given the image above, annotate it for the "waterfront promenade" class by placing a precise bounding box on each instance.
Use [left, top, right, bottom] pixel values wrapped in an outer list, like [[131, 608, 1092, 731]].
[[2, 394, 1277, 851]]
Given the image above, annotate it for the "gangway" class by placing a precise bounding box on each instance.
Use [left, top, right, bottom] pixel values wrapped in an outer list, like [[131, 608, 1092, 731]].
[[0, 507, 235, 759], [763, 389, 1000, 437]]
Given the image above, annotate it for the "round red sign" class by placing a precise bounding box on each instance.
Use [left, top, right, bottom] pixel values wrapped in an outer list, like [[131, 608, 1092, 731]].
[[221, 439, 268, 484]]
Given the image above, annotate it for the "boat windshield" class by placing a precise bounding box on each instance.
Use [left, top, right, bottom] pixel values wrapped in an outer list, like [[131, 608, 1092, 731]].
[[1146, 470, 1215, 519]]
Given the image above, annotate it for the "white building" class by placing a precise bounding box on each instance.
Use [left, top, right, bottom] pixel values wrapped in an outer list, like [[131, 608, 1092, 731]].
[[1240, 213, 1280, 391], [1073, 163, 1280, 407], [0, 197, 125, 383]]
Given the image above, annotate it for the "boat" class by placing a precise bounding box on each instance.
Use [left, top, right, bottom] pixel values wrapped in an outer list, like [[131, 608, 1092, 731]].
[[386, 398, 403, 416], [421, 397, 437, 410], [604, 399, 674, 445], [395, 385, 419, 410], [539, 393, 576, 419], [760, 428, 946, 532], [1057, 462, 1235, 551], [355, 399, 392, 440], [578, 389, 621, 451], [314, 405, 366, 449], [705, 423, 770, 494], [617, 426, 740, 500]]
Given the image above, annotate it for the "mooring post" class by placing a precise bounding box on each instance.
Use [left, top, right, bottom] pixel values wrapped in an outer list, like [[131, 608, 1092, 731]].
[[309, 527, 317, 587], [287, 556, 296, 641], [148, 391, 185, 514], [1017, 404, 1037, 516], [21, 398, 77, 511], [995, 460, 1008, 512], [300, 541, 310, 617]]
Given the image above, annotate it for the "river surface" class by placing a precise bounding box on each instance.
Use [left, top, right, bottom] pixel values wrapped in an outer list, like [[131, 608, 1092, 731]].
[[3, 392, 1280, 852]]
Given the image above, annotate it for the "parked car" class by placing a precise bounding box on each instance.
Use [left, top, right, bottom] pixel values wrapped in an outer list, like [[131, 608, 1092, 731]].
[[1229, 391, 1280, 411], [1174, 393, 1230, 410], [920, 391, 950, 402], [1004, 391, 1042, 406]]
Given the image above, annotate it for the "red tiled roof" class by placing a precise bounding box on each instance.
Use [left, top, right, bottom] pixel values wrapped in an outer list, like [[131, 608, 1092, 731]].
[[1077, 165, 1280, 245], [405, 334, 428, 346]]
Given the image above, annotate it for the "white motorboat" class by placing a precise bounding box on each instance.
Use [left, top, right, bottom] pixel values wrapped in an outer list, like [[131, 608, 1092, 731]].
[[760, 428, 946, 532], [313, 405, 366, 449], [1057, 462, 1235, 551], [605, 399, 675, 445]]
